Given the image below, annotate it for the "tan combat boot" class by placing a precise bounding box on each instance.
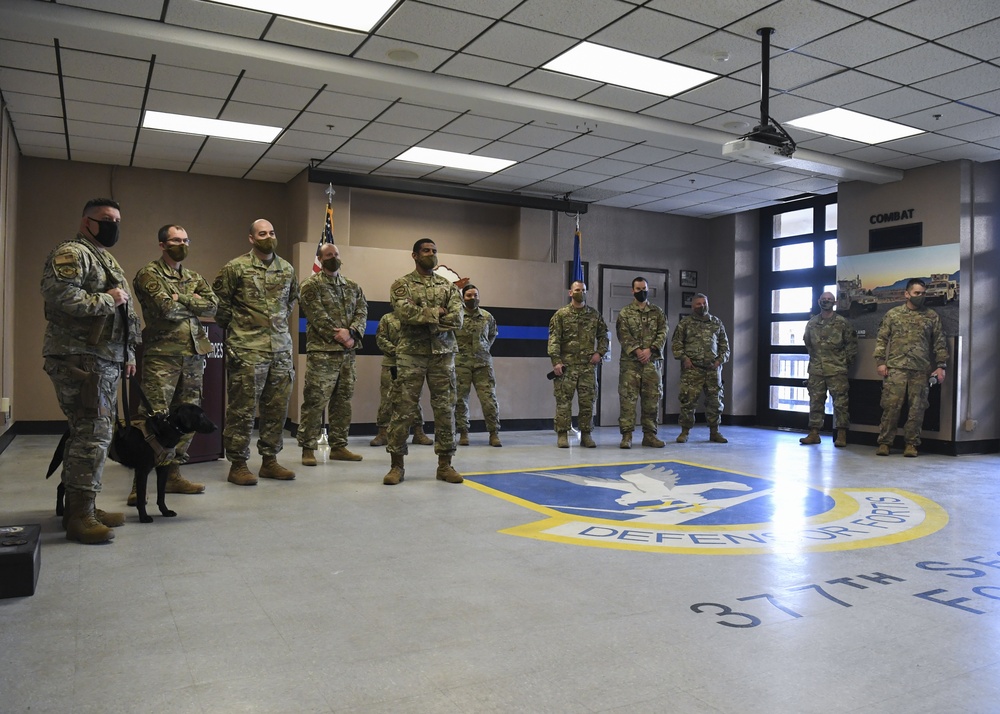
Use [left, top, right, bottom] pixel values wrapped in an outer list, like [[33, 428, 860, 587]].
[[580, 432, 596, 448], [489, 432, 502, 447], [64, 490, 114, 544], [620, 433, 632, 449], [329, 446, 363, 461], [369, 427, 388, 447], [458, 430, 470, 446], [903, 444, 918, 458], [834, 429, 848, 448], [411, 425, 433, 446], [557, 432, 569, 448], [875, 444, 890, 456], [642, 433, 665, 448], [301, 448, 317, 466], [259, 456, 295, 480], [68, 497, 126, 528], [164, 464, 205, 493], [709, 427, 728, 443], [383, 453, 404, 485], [799, 428, 821, 445], [126, 476, 147, 507], [676, 428, 690, 443], [227, 460, 258, 486], [436, 454, 463, 483]]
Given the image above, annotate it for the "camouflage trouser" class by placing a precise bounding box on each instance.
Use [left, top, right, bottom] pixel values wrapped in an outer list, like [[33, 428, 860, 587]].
[[878, 369, 929, 446], [141, 354, 206, 465], [678, 365, 724, 429], [387, 352, 456, 457], [376, 365, 423, 429], [618, 359, 662, 434], [298, 351, 355, 450], [44, 354, 121, 494], [553, 363, 597, 433], [807, 372, 850, 429], [455, 361, 500, 433], [224, 347, 293, 462]]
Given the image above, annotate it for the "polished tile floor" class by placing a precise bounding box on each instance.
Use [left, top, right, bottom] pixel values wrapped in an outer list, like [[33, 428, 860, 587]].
[[2, 426, 999, 714]]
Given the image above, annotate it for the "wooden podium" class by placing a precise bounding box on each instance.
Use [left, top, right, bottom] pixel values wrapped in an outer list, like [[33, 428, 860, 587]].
[[130, 322, 225, 463]]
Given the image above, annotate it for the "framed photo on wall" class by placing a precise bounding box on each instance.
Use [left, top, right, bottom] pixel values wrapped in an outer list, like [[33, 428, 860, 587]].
[[680, 270, 697, 288], [682, 291, 695, 307]]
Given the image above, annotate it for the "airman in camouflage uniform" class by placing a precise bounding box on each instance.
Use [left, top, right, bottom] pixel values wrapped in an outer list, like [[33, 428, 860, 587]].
[[41, 198, 141, 544], [370, 312, 432, 447], [801, 291, 857, 448], [297, 243, 367, 466], [671, 293, 730, 444], [616, 277, 667, 449], [874, 278, 947, 457], [548, 281, 609, 448], [383, 239, 465, 486], [456, 284, 502, 447], [131, 224, 218, 503], [213, 219, 299, 485]]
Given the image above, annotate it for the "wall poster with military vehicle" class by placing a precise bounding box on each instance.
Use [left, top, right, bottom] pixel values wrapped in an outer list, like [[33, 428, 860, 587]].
[[836, 243, 959, 339]]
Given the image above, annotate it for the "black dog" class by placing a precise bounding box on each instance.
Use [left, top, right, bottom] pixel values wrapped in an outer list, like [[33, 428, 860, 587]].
[[47, 404, 217, 523]]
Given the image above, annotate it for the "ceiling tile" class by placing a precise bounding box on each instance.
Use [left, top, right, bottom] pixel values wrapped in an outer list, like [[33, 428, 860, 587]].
[[355, 122, 433, 146], [441, 114, 523, 141], [64, 99, 141, 127], [608, 145, 681, 164], [165, 0, 271, 38], [377, 103, 461, 131], [352, 37, 455, 71], [859, 43, 978, 85], [277, 130, 348, 153], [510, 70, 601, 100], [619, 166, 686, 183], [913, 63, 1000, 101], [17, 130, 68, 149], [549, 169, 609, 186], [588, 176, 654, 193], [576, 157, 645, 176], [893, 102, 994, 131], [640, 99, 722, 124], [658, 153, 727, 172], [231, 78, 320, 110], [504, 0, 635, 38], [262, 144, 325, 164], [376, 3, 494, 51], [132, 156, 196, 171], [880, 133, 963, 154], [790, 70, 899, 105], [263, 18, 366, 56], [590, 7, 713, 58], [372, 160, 437, 179], [63, 77, 145, 107], [413, 132, 491, 153], [462, 23, 576, 66], [527, 150, 601, 170], [0, 68, 60, 97], [494, 163, 565, 181], [67, 119, 135, 142], [1, 92, 63, 117], [475, 141, 545, 161], [593, 193, 658, 208], [11, 113, 64, 133], [915, 143, 1000, 162], [316, 154, 385, 172], [700, 162, 771, 180], [417, 0, 524, 18], [435, 54, 530, 86], [288, 112, 369, 137], [937, 116, 1000, 142], [0, 40, 56, 73], [646, 0, 775, 28], [631, 182, 695, 199], [557, 134, 635, 157], [306, 91, 395, 121], [218, 101, 299, 127], [824, 0, 908, 14], [796, 20, 923, 66], [336, 138, 409, 160], [145, 90, 226, 118], [677, 78, 759, 112], [964, 89, 1000, 115], [666, 31, 763, 74], [57, 0, 161, 20], [875, 0, 1000, 40], [839, 145, 908, 162], [578, 85, 663, 112], [937, 18, 1000, 61], [665, 174, 728, 189], [501, 125, 579, 149], [469, 174, 536, 190], [724, 0, 860, 49], [151, 64, 239, 98], [845, 87, 946, 120], [731, 52, 844, 93]]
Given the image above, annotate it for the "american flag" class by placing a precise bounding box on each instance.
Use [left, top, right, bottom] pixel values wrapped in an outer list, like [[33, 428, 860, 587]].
[[313, 184, 335, 273]]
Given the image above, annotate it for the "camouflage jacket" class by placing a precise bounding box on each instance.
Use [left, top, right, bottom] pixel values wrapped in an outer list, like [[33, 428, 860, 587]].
[[671, 313, 730, 368], [213, 251, 299, 353], [803, 312, 857, 376], [616, 302, 667, 363], [299, 271, 368, 353], [133, 257, 218, 357], [456, 306, 497, 367], [390, 270, 463, 356], [375, 312, 400, 367], [874, 305, 947, 373], [548, 304, 609, 366], [41, 234, 141, 363]]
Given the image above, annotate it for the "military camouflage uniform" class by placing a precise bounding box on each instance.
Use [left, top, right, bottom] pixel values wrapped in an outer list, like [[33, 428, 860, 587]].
[[41, 234, 142, 494], [386, 271, 463, 456], [133, 257, 218, 464], [296, 271, 367, 450], [874, 304, 947, 447], [375, 313, 424, 430], [455, 304, 501, 433], [803, 312, 857, 429], [547, 304, 609, 434], [671, 312, 730, 429], [616, 302, 667, 435], [213, 251, 299, 462]]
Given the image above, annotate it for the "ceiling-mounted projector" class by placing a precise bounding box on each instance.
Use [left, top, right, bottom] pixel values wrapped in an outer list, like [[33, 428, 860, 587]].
[[722, 135, 795, 165]]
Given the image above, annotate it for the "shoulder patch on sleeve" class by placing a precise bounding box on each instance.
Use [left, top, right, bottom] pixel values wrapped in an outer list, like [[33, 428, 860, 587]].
[[393, 284, 408, 298]]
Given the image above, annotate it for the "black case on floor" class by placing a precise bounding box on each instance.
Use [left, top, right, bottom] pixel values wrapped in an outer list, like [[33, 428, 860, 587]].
[[0, 525, 41, 598]]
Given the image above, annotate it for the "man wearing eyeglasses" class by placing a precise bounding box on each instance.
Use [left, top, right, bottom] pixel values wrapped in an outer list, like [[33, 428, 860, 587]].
[[130, 225, 218, 503]]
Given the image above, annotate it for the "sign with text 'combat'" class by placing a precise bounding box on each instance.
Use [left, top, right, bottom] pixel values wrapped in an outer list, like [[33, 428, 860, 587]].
[[465, 460, 947, 554]]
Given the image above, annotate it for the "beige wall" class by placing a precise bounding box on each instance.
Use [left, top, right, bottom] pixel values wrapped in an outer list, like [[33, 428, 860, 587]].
[[0, 106, 18, 438]]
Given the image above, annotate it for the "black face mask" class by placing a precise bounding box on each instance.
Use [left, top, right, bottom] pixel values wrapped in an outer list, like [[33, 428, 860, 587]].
[[634, 290, 648, 303], [465, 298, 479, 310], [322, 257, 341, 273], [89, 218, 120, 247]]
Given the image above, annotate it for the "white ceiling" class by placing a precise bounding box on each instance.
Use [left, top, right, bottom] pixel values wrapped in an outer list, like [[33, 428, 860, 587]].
[[1, 0, 998, 218]]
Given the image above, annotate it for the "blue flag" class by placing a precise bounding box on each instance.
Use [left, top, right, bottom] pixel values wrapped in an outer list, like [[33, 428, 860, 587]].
[[572, 228, 584, 284]]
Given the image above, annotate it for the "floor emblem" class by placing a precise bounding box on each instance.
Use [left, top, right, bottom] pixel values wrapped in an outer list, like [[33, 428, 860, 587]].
[[465, 460, 948, 554]]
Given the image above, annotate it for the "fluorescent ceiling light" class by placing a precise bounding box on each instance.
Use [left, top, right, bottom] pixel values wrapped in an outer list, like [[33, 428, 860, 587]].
[[142, 110, 281, 143], [207, 0, 395, 32], [396, 147, 516, 173], [787, 108, 923, 144], [543, 42, 717, 97]]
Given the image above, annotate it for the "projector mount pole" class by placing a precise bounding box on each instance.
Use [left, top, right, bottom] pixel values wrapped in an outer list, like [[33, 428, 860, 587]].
[[756, 27, 774, 135]]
